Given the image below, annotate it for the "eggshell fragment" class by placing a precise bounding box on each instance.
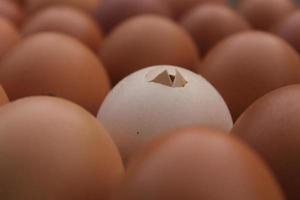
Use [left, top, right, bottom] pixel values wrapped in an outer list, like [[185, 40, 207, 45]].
[[0, 96, 124, 200], [100, 15, 200, 85], [22, 6, 103, 52], [98, 65, 233, 163], [199, 31, 300, 121], [0, 32, 110, 115], [114, 128, 285, 200], [232, 84, 300, 200]]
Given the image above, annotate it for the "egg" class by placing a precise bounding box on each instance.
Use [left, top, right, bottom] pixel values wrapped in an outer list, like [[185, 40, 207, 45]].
[[22, 6, 103, 52], [180, 4, 250, 55], [199, 31, 300, 121], [238, 0, 296, 30], [0, 17, 20, 59], [162, 0, 228, 18], [232, 84, 300, 200], [0, 85, 9, 106], [25, 0, 101, 14], [95, 0, 171, 34], [113, 128, 284, 200], [98, 65, 233, 163], [272, 10, 300, 54], [0, 32, 110, 115], [0, 96, 123, 200], [0, 0, 24, 26], [100, 15, 200, 85]]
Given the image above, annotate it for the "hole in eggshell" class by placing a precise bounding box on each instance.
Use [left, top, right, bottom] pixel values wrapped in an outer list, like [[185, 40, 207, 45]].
[[147, 69, 187, 88]]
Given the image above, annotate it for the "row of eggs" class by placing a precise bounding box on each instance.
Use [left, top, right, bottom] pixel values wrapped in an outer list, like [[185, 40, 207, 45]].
[[0, 0, 300, 200]]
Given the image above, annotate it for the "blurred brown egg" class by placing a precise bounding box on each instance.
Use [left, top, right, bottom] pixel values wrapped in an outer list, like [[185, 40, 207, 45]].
[[273, 10, 300, 54], [100, 15, 200, 85], [0, 32, 110, 115], [22, 6, 103, 52], [113, 128, 284, 200], [199, 31, 300, 121], [238, 0, 296, 30], [180, 4, 250, 55], [95, 0, 171, 34], [0, 0, 24, 26], [25, 0, 101, 14], [0, 85, 9, 106], [0, 17, 20, 59], [0, 96, 124, 200], [162, 0, 228, 18], [232, 84, 300, 200]]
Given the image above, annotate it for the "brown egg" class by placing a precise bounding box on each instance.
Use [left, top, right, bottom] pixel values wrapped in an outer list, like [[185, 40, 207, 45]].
[[162, 0, 228, 18], [180, 4, 250, 55], [232, 84, 300, 200], [199, 31, 300, 121], [238, 0, 296, 30], [113, 128, 284, 200], [0, 0, 24, 26], [0, 17, 20, 60], [0, 96, 124, 200], [95, 0, 171, 34], [25, 0, 101, 14], [0, 32, 110, 115], [273, 10, 300, 54], [100, 15, 200, 85], [0, 85, 9, 106], [22, 6, 103, 52]]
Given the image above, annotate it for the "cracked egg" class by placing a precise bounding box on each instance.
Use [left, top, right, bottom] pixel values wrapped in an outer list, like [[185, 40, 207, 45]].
[[97, 65, 233, 163]]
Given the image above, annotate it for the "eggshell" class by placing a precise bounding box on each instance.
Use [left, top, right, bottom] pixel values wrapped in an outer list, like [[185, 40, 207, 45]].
[[113, 128, 285, 200], [273, 10, 300, 54], [22, 6, 103, 52], [98, 65, 233, 162], [238, 0, 296, 30], [0, 32, 110, 115], [232, 84, 300, 200], [95, 0, 171, 34], [100, 15, 200, 85], [25, 0, 101, 14], [180, 4, 250, 55], [0, 96, 123, 200], [0, 0, 24, 26], [0, 17, 20, 59], [199, 31, 300, 121], [162, 0, 228, 18], [0, 85, 9, 106]]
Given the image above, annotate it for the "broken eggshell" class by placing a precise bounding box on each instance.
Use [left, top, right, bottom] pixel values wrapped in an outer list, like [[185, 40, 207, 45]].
[[98, 65, 233, 163]]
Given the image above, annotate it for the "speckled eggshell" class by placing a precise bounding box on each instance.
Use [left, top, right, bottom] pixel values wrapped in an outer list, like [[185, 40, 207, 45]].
[[232, 84, 300, 200], [113, 128, 285, 200], [98, 65, 233, 163]]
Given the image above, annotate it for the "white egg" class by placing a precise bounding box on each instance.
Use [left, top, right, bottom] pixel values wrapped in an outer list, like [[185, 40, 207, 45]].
[[98, 65, 233, 162]]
